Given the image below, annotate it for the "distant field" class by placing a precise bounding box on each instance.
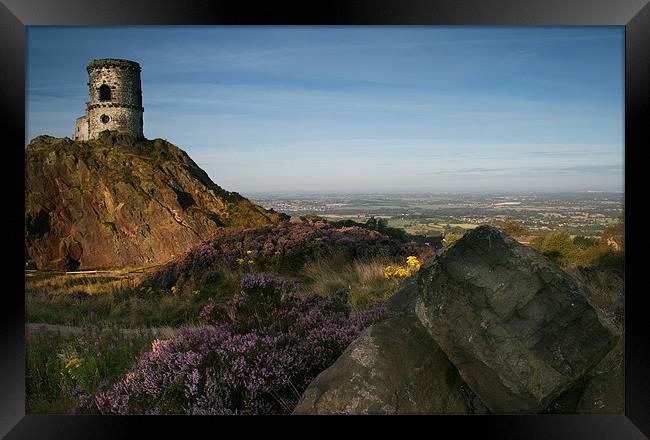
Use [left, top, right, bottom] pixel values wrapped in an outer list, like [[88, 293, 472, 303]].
[[254, 192, 623, 237], [322, 215, 389, 221], [448, 223, 481, 229], [319, 215, 481, 239], [397, 222, 479, 237]]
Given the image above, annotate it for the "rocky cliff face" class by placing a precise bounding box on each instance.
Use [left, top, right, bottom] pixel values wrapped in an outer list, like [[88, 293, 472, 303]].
[[25, 132, 286, 270]]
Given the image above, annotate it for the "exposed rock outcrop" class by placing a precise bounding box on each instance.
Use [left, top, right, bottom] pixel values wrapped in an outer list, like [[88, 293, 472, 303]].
[[415, 225, 618, 413], [294, 225, 620, 415], [25, 132, 286, 270]]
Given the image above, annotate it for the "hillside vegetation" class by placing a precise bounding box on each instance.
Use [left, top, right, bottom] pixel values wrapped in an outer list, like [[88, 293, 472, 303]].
[[26, 221, 429, 413]]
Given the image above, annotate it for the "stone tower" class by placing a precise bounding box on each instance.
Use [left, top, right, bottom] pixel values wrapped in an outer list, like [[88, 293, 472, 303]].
[[74, 58, 144, 141]]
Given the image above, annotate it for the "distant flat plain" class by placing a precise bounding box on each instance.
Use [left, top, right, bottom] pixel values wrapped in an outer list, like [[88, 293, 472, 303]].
[[249, 192, 624, 238]]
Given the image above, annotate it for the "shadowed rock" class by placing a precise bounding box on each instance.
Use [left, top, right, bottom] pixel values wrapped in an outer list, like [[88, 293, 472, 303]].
[[577, 337, 624, 413], [415, 225, 618, 413], [292, 312, 471, 415], [545, 336, 623, 414]]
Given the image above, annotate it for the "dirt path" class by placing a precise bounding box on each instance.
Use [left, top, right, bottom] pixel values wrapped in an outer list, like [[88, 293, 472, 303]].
[[25, 263, 167, 277], [26, 322, 211, 338]]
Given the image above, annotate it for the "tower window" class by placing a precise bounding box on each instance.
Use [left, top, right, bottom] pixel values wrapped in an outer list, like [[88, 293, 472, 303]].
[[99, 84, 112, 101], [100, 114, 110, 124]]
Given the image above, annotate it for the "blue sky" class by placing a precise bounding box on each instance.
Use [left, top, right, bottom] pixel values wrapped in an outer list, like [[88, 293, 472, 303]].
[[27, 27, 624, 193]]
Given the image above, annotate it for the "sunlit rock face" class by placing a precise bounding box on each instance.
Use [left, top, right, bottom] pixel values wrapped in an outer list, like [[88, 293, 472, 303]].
[[25, 132, 285, 270]]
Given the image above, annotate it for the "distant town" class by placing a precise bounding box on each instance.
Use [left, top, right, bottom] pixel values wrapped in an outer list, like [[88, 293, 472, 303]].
[[248, 192, 624, 238]]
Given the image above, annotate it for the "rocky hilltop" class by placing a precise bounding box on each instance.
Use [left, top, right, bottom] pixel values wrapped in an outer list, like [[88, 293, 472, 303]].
[[294, 225, 621, 414], [25, 131, 286, 270]]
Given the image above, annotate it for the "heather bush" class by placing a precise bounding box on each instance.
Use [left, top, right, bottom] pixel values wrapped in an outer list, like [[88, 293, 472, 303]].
[[142, 221, 422, 292], [86, 273, 394, 414]]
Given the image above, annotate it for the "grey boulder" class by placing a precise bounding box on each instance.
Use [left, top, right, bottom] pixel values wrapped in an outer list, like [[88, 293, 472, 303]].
[[292, 310, 472, 414], [415, 225, 618, 413]]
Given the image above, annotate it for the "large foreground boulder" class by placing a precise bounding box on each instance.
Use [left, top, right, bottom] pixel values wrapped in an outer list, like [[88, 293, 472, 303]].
[[292, 311, 471, 414], [415, 225, 618, 413]]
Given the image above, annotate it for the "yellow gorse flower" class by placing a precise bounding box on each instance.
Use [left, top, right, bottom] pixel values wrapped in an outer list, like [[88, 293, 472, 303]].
[[406, 256, 421, 270], [64, 356, 82, 379], [171, 286, 178, 295], [65, 358, 81, 370], [383, 256, 422, 280], [246, 250, 253, 255], [236, 258, 245, 265]]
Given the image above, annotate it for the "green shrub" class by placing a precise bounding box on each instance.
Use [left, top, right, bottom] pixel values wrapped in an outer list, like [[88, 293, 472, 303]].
[[27, 327, 156, 414], [490, 218, 530, 238], [443, 231, 464, 247], [529, 227, 624, 270]]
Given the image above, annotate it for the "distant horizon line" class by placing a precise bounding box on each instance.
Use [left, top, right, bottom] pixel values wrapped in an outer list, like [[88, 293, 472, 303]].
[[242, 190, 625, 196]]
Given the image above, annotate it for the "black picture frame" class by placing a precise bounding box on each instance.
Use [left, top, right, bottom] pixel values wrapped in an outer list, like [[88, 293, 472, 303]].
[[3, 0, 649, 438]]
